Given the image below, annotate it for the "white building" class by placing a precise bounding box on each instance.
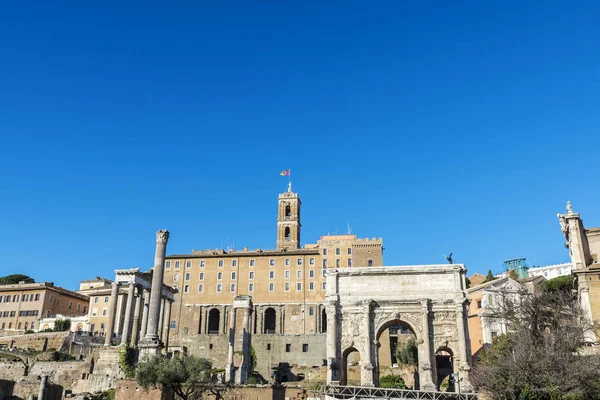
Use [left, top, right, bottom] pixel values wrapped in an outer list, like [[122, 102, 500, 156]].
[[527, 262, 572, 280], [38, 314, 90, 333]]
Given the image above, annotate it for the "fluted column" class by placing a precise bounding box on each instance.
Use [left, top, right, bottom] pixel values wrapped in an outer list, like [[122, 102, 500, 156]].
[[131, 289, 143, 346], [420, 300, 435, 390], [104, 282, 120, 346], [139, 289, 150, 339], [162, 300, 172, 353], [143, 230, 169, 342], [326, 300, 338, 383], [120, 283, 136, 346], [158, 298, 165, 341], [361, 300, 374, 387], [455, 300, 473, 391], [225, 307, 237, 382]]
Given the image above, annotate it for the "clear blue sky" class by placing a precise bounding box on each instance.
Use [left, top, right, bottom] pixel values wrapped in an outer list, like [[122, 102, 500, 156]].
[[1, 1, 599, 290]]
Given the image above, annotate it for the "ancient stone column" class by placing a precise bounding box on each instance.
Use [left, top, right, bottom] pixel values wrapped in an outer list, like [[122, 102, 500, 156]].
[[237, 307, 252, 384], [158, 298, 165, 341], [420, 300, 435, 391], [326, 300, 338, 384], [225, 307, 237, 382], [120, 283, 136, 346], [104, 282, 120, 346], [361, 300, 374, 387], [139, 289, 151, 339], [162, 300, 172, 354], [143, 229, 169, 342], [38, 375, 48, 400], [455, 300, 474, 392], [130, 289, 143, 346]]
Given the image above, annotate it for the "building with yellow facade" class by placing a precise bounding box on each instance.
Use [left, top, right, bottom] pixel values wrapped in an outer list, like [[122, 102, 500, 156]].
[[164, 184, 384, 381]]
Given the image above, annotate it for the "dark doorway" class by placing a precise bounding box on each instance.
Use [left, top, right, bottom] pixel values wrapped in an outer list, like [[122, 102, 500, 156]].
[[264, 307, 276, 334], [208, 308, 220, 334], [321, 308, 327, 333]]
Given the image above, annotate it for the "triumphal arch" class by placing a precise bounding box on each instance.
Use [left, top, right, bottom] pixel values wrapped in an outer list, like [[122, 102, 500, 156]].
[[325, 265, 473, 392]]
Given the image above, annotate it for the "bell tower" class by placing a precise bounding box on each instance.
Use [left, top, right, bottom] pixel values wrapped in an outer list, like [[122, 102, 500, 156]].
[[277, 182, 301, 250]]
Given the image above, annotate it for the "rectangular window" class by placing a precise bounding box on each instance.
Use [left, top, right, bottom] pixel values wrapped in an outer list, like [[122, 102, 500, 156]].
[[249, 271, 254, 280], [170, 321, 176, 329], [23, 294, 28, 302], [297, 270, 302, 279], [9, 311, 15, 317], [69, 301, 73, 309], [303, 344, 308, 352], [217, 272, 223, 280], [184, 285, 190, 293], [286, 344, 291, 352], [83, 306, 86, 313], [309, 270, 314, 278], [232, 260, 237, 267], [5, 295, 9, 303], [13, 295, 19, 302], [347, 259, 352, 267], [249, 283, 254, 292], [297, 258, 302, 266], [348, 248, 352, 255], [217, 284, 222, 292], [198, 284, 204, 293], [175, 261, 180, 269], [336, 259, 340, 267], [322, 269, 327, 277], [309, 257, 315, 265], [309, 306, 314, 316], [269, 271, 274, 279], [231, 272, 236, 280], [218, 260, 224, 267], [309, 282, 314, 291], [269, 283, 274, 291], [185, 273, 191, 281], [285, 270, 290, 279], [285, 282, 290, 291], [166, 261, 171, 269], [269, 259, 275, 267], [323, 249, 327, 256], [199, 272, 204, 280], [249, 259, 255, 267], [267, 343, 271, 351], [94, 296, 99, 304], [200, 260, 205, 268], [18, 322, 22, 329], [491, 331, 498, 339], [336, 248, 340, 255], [322, 282, 327, 290], [322, 259, 327, 267], [102, 309, 108, 316], [297, 282, 302, 291], [104, 296, 109, 303], [230, 284, 236, 292], [285, 258, 290, 266], [77, 304, 81, 311], [173, 273, 179, 282], [186, 261, 191, 268]]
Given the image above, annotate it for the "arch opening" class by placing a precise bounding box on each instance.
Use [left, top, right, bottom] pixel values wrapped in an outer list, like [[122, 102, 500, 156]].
[[264, 307, 276, 334], [341, 347, 361, 386], [284, 227, 291, 238], [375, 319, 418, 389], [208, 308, 220, 334], [321, 308, 327, 333], [435, 347, 454, 392], [285, 204, 291, 217]]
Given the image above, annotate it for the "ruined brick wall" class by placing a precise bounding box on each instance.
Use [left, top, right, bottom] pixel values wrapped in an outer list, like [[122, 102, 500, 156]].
[[0, 331, 70, 352]]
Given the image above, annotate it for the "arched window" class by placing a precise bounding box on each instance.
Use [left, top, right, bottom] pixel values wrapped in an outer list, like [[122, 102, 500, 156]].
[[264, 308, 276, 334], [368, 259, 373, 267], [321, 308, 327, 333], [208, 308, 220, 334], [284, 227, 291, 238], [285, 204, 291, 217]]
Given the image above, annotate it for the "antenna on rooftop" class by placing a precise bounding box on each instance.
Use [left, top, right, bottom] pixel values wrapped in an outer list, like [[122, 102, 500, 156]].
[[347, 221, 352, 235]]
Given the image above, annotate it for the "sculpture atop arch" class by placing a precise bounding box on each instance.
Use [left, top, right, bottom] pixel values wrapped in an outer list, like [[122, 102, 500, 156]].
[[325, 265, 473, 392]]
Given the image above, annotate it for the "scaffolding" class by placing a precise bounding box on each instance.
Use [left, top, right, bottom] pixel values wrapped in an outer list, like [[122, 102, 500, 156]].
[[503, 258, 529, 279]]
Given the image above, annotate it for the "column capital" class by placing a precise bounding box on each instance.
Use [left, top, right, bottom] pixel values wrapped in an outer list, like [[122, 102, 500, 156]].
[[156, 229, 170, 244]]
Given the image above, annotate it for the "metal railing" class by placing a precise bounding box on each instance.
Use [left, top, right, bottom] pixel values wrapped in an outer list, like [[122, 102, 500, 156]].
[[322, 385, 478, 400]]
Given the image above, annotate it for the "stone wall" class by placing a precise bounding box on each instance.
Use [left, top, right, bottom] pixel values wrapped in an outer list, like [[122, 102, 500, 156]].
[[114, 379, 320, 400], [181, 333, 327, 381], [0, 331, 70, 352]]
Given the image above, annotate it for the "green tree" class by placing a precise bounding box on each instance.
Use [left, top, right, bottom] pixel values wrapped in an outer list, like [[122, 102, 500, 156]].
[[136, 355, 229, 400], [472, 288, 600, 399], [0, 274, 34, 285], [396, 338, 418, 367], [379, 374, 406, 389], [483, 269, 496, 283], [465, 276, 472, 289], [542, 275, 574, 294], [54, 318, 71, 331]]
